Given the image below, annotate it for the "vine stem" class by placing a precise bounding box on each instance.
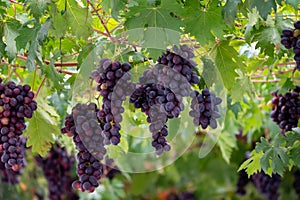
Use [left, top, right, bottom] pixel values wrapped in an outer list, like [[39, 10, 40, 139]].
[[251, 79, 280, 83], [87, 0, 115, 41], [34, 77, 46, 99]]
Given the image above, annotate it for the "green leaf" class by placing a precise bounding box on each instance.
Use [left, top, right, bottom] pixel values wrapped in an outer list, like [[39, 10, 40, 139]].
[[26, 0, 48, 19], [210, 40, 244, 90], [217, 131, 237, 163], [238, 150, 263, 177], [222, 0, 241, 25], [183, 0, 226, 45], [289, 142, 300, 168], [50, 8, 68, 39], [286, 0, 299, 11], [230, 70, 255, 103], [43, 54, 64, 90], [256, 136, 289, 175], [278, 78, 294, 94], [252, 26, 281, 56], [4, 19, 21, 61], [65, 0, 92, 38], [101, 0, 127, 20], [245, 0, 276, 20], [124, 0, 182, 51], [37, 18, 50, 43], [26, 109, 60, 156], [15, 25, 39, 51], [227, 96, 242, 119]]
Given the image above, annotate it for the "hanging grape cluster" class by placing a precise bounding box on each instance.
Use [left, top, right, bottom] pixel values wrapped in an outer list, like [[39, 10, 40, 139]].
[[293, 170, 300, 199], [0, 79, 37, 183], [189, 89, 222, 129], [280, 20, 300, 70], [35, 144, 78, 200], [251, 172, 281, 200], [62, 103, 105, 193], [236, 170, 250, 195], [91, 59, 133, 145], [270, 86, 300, 134]]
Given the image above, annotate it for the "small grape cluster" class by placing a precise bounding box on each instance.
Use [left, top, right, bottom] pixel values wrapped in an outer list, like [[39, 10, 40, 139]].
[[189, 89, 222, 129], [236, 170, 250, 195], [251, 172, 281, 200], [0, 78, 37, 180], [91, 58, 133, 145], [293, 170, 300, 199], [62, 103, 105, 193], [280, 20, 300, 70], [0, 149, 23, 184], [35, 144, 78, 200], [270, 86, 300, 134], [157, 45, 200, 85]]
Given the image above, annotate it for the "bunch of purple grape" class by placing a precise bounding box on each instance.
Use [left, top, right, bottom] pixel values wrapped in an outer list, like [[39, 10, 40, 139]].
[[270, 86, 300, 134], [35, 144, 78, 200], [251, 172, 281, 200], [280, 20, 300, 70], [61, 103, 105, 193], [0, 78, 37, 182], [236, 170, 250, 195], [293, 170, 300, 199], [189, 89, 222, 129], [91, 58, 133, 145]]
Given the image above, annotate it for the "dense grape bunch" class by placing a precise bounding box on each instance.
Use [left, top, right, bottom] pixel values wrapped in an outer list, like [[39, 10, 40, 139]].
[[280, 20, 300, 70], [157, 45, 200, 85], [61, 103, 105, 193], [251, 172, 281, 200], [236, 170, 251, 195], [293, 170, 300, 198], [189, 89, 222, 129], [270, 86, 300, 134], [91, 58, 132, 145], [0, 78, 37, 177], [35, 144, 78, 200]]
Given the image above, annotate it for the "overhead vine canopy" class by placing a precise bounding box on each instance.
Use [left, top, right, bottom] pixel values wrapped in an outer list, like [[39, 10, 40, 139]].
[[0, 0, 299, 199]]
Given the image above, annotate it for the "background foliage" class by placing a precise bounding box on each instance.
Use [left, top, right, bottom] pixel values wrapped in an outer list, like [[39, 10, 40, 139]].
[[0, 0, 300, 199]]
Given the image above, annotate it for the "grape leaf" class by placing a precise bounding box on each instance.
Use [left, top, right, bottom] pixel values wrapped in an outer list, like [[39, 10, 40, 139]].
[[230, 70, 255, 103], [227, 96, 242, 119], [50, 8, 68, 39], [124, 0, 182, 51], [66, 0, 92, 38], [218, 130, 237, 163], [251, 26, 281, 56], [15, 25, 39, 51], [256, 137, 288, 176], [222, 0, 241, 25], [238, 150, 263, 177], [210, 40, 244, 90], [4, 19, 21, 61], [278, 78, 294, 94], [245, 0, 276, 20], [290, 144, 300, 168], [286, 0, 299, 11], [101, 0, 127, 20], [26, 0, 48, 19], [183, 0, 226, 45], [26, 109, 60, 156]]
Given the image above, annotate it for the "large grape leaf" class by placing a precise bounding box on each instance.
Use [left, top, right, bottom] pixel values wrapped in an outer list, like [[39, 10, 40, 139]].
[[286, 0, 299, 11], [245, 0, 276, 20], [4, 19, 21, 61], [26, 97, 60, 156], [182, 0, 226, 45], [101, 0, 127, 20], [26, 0, 48, 19], [256, 136, 289, 176], [222, 0, 242, 25], [65, 0, 93, 38], [124, 0, 182, 51], [210, 40, 245, 90], [50, 6, 68, 39]]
